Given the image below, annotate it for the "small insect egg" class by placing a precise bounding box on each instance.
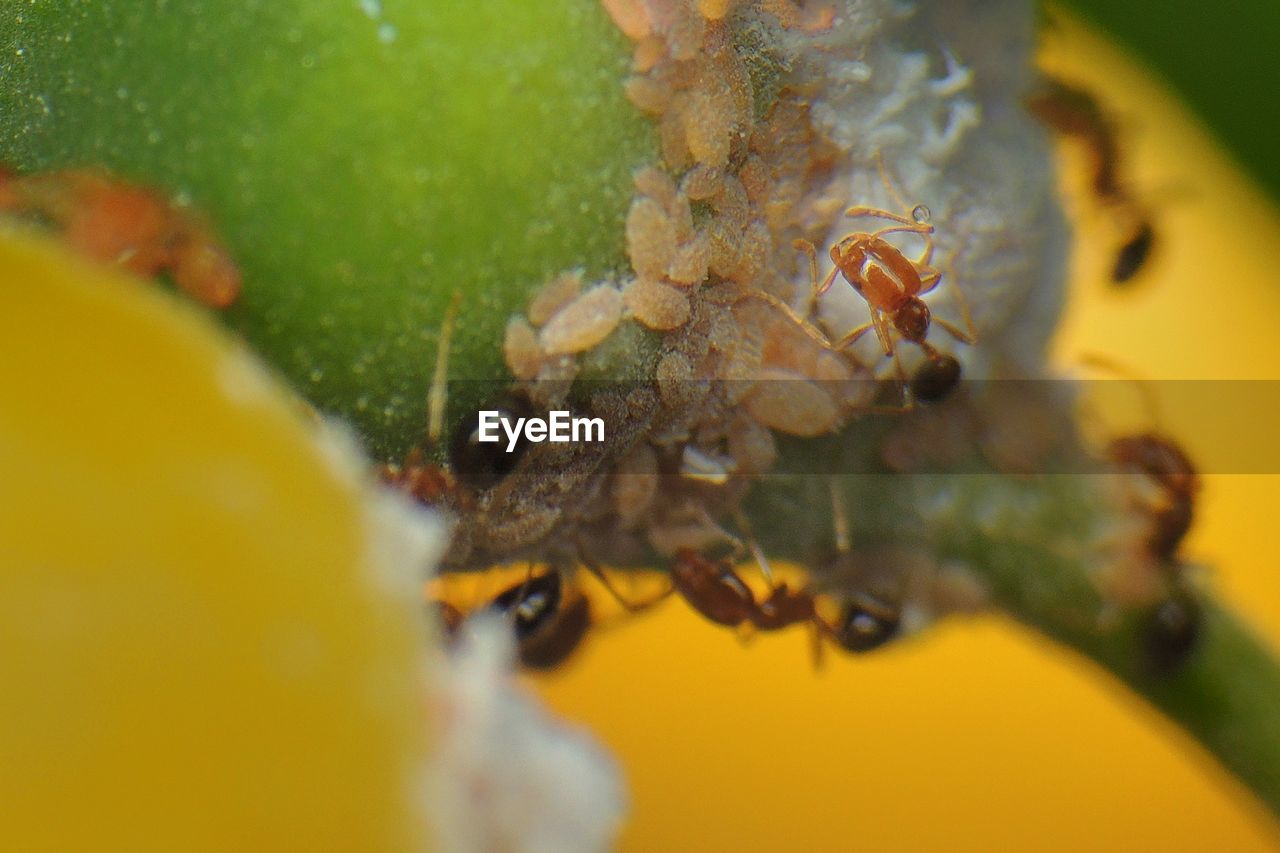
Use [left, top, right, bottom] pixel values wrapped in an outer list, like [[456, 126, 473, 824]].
[[911, 204, 931, 224], [539, 285, 624, 356], [623, 277, 691, 330], [503, 316, 544, 380]]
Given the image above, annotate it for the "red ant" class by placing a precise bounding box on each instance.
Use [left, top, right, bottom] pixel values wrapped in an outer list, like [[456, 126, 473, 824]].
[[756, 156, 974, 403], [0, 166, 242, 307], [669, 548, 902, 655], [1025, 76, 1156, 285], [1108, 432, 1199, 563]]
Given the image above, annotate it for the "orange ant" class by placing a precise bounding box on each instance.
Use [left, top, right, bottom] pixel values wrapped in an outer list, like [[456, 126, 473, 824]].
[[0, 166, 241, 307], [1025, 76, 1156, 285], [757, 155, 974, 403]]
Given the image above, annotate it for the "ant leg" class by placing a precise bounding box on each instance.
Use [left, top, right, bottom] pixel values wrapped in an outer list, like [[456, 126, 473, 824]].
[[749, 289, 838, 351], [732, 508, 776, 588], [828, 477, 851, 554], [873, 150, 914, 215], [869, 308, 895, 356], [575, 542, 672, 613], [794, 237, 841, 303], [939, 253, 978, 343], [934, 317, 976, 345], [845, 206, 922, 226]]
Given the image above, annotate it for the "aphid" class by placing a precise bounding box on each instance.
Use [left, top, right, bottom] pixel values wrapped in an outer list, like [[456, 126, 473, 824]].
[[0, 166, 242, 307], [1109, 432, 1199, 561], [1025, 77, 1156, 286], [487, 570, 593, 671], [538, 284, 625, 356], [1143, 586, 1202, 675]]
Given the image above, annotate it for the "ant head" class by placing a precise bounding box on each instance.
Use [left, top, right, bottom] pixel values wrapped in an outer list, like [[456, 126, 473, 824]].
[[892, 296, 931, 343]]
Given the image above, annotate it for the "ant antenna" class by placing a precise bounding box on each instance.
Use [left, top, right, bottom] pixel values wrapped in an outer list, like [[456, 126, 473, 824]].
[[731, 507, 776, 588], [427, 291, 462, 447], [828, 477, 851, 554], [574, 537, 672, 613]]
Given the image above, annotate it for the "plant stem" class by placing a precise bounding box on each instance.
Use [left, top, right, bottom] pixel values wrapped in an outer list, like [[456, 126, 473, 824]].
[[742, 414, 1280, 820]]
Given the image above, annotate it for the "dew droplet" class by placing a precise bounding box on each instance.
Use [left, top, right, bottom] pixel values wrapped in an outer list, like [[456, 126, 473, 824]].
[[912, 204, 931, 224]]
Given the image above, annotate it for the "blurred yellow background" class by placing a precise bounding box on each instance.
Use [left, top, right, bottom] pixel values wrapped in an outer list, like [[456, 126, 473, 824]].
[[527, 15, 1280, 852]]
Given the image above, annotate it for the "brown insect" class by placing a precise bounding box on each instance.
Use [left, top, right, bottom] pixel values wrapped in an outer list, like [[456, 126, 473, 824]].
[[670, 547, 815, 631], [0, 166, 241, 307], [1108, 432, 1199, 562], [1026, 76, 1155, 285], [1143, 585, 1202, 675], [485, 570, 593, 671], [757, 157, 974, 404], [669, 548, 902, 656]]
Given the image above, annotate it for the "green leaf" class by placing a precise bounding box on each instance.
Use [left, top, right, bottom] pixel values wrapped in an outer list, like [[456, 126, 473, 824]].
[[0, 0, 656, 460]]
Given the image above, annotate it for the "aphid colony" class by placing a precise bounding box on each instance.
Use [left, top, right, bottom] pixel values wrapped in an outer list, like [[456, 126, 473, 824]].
[[385, 0, 991, 668], [0, 166, 241, 308]]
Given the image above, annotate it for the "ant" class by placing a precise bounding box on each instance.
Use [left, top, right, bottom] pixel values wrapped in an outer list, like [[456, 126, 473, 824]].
[[669, 548, 902, 656], [425, 568, 593, 671], [1025, 76, 1156, 286], [755, 155, 974, 404], [1108, 432, 1199, 563], [0, 166, 241, 307], [485, 570, 593, 671]]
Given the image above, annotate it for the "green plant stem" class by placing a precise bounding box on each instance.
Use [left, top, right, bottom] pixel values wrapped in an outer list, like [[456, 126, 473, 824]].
[[743, 431, 1280, 820]]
